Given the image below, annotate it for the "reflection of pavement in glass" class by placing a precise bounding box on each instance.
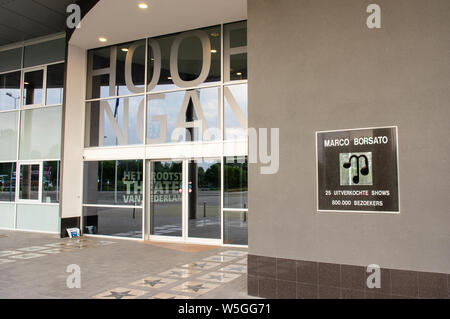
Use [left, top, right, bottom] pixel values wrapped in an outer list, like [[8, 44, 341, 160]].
[[84, 207, 142, 238], [188, 217, 220, 239], [83, 200, 248, 244], [223, 191, 248, 208]]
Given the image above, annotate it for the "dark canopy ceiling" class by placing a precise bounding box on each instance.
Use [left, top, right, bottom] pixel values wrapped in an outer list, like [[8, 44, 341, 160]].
[[0, 0, 74, 47]]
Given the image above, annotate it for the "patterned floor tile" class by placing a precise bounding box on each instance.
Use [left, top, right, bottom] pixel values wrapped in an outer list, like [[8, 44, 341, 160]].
[[17, 246, 48, 252], [181, 261, 220, 270], [219, 250, 247, 257], [219, 264, 247, 273], [159, 268, 199, 279], [93, 288, 148, 299], [149, 292, 191, 299], [9, 253, 45, 260], [202, 255, 236, 263], [130, 276, 177, 289], [0, 258, 16, 265], [0, 250, 23, 257], [171, 281, 220, 295], [197, 271, 242, 283], [40, 248, 64, 254]]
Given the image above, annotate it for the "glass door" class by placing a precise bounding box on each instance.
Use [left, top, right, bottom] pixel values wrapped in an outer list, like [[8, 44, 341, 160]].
[[148, 161, 183, 238], [186, 159, 221, 242], [148, 158, 222, 244]]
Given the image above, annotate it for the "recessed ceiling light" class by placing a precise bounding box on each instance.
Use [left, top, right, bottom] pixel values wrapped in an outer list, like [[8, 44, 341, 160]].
[[98, 37, 107, 42], [168, 76, 172, 80], [121, 48, 129, 52], [236, 72, 242, 76], [210, 32, 220, 37], [211, 49, 217, 53], [138, 3, 148, 9]]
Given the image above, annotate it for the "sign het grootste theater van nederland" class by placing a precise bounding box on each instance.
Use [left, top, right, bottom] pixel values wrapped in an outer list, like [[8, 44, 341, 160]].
[[316, 126, 399, 213]]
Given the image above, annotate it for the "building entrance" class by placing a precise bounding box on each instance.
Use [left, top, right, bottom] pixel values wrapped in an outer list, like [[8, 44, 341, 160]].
[[147, 158, 221, 244]]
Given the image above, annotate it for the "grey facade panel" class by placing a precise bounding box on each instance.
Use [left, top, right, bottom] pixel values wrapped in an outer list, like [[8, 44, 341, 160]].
[[247, 0, 450, 274]]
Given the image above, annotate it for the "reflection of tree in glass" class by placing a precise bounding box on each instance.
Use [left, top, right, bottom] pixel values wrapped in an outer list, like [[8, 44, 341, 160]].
[[224, 162, 248, 192], [198, 163, 220, 190], [96, 160, 142, 191]]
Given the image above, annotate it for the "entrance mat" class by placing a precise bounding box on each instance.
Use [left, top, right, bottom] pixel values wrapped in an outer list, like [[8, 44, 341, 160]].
[[143, 241, 219, 253]]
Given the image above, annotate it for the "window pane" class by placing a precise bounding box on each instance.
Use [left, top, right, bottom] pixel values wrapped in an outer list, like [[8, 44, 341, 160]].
[[20, 106, 62, 160], [0, 48, 22, 73], [146, 87, 220, 144], [19, 164, 39, 200], [224, 211, 248, 245], [188, 159, 221, 239], [87, 40, 145, 99], [147, 25, 221, 92], [0, 162, 16, 202], [42, 161, 60, 203], [23, 69, 44, 105], [85, 95, 144, 147], [224, 84, 248, 140], [116, 40, 146, 96], [83, 160, 143, 206], [224, 21, 247, 81], [83, 206, 142, 238], [224, 156, 248, 209], [0, 71, 21, 110], [23, 38, 65, 68], [46, 63, 64, 105], [0, 111, 18, 161], [150, 161, 183, 237]]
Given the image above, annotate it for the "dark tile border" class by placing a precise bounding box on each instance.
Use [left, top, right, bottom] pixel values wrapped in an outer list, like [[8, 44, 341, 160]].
[[247, 255, 450, 299]]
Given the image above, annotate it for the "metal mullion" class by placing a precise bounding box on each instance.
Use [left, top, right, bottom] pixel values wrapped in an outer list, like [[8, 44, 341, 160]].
[[84, 92, 146, 103], [144, 82, 221, 97], [223, 79, 248, 86], [42, 66, 47, 106], [142, 38, 149, 240], [0, 68, 22, 75], [220, 23, 225, 245], [183, 159, 188, 240]]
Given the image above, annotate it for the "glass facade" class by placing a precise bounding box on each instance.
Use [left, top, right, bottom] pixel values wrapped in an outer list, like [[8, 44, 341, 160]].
[[0, 37, 64, 232], [83, 160, 143, 238], [81, 21, 248, 244]]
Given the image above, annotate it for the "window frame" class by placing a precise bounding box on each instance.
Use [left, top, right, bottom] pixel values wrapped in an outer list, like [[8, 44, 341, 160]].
[[21, 66, 46, 109], [16, 161, 43, 203]]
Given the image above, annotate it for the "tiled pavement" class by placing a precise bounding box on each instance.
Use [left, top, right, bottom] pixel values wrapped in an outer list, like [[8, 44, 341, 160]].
[[0, 230, 253, 299], [93, 250, 249, 299]]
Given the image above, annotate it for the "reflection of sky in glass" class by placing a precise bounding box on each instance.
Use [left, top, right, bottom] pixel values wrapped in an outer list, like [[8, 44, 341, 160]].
[[0, 111, 18, 161], [147, 87, 219, 143], [0, 88, 20, 110], [46, 88, 63, 105], [102, 95, 144, 146], [20, 106, 61, 159], [225, 84, 248, 140]]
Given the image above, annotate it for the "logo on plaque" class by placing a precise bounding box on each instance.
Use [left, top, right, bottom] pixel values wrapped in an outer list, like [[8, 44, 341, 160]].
[[339, 152, 372, 186]]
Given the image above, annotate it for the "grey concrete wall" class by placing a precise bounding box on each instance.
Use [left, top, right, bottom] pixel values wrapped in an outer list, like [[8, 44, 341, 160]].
[[248, 0, 450, 273]]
